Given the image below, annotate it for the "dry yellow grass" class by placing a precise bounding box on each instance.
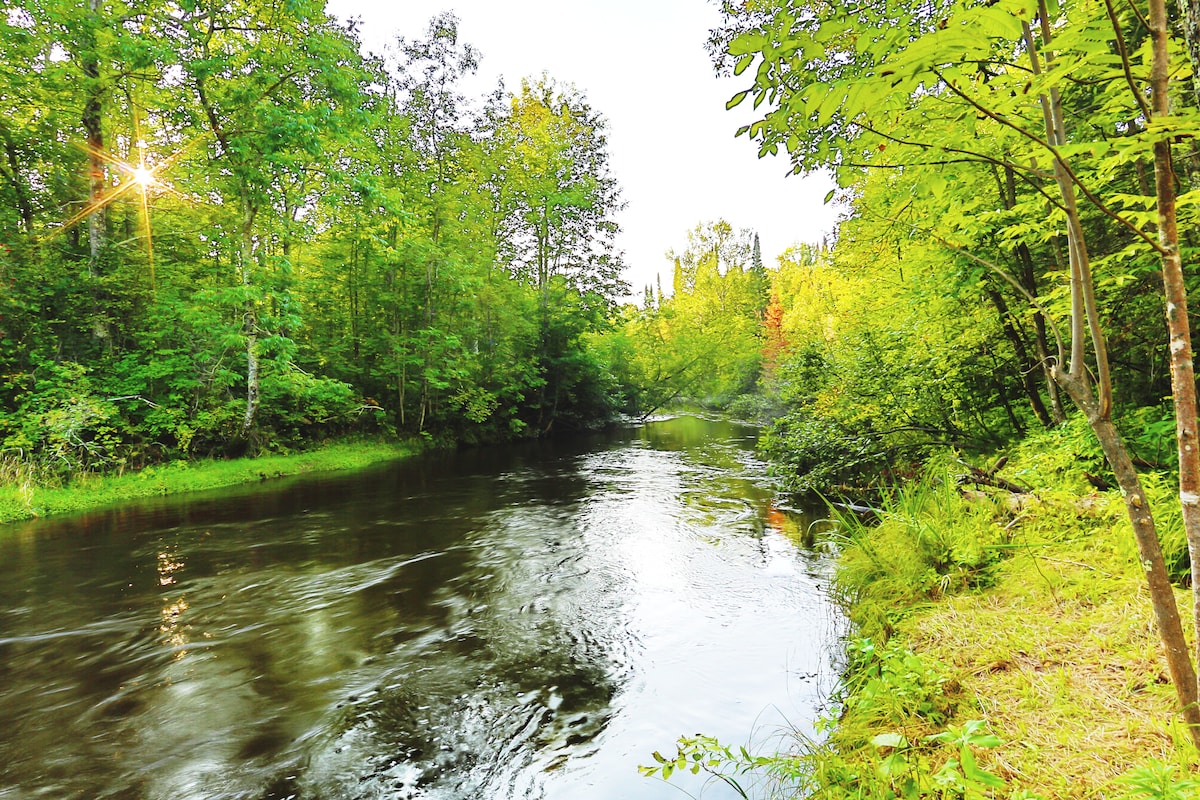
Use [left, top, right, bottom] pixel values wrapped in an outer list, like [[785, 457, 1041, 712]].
[[897, 511, 1200, 798]]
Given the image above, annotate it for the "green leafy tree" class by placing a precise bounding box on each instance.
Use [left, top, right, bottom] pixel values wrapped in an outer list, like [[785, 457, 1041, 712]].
[[171, 0, 370, 443], [613, 220, 765, 416]]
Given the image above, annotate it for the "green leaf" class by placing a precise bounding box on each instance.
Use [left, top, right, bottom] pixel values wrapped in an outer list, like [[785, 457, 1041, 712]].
[[728, 32, 767, 56], [816, 89, 843, 127], [960, 745, 1007, 788], [973, 6, 1025, 40], [726, 90, 750, 110], [872, 732, 908, 748]]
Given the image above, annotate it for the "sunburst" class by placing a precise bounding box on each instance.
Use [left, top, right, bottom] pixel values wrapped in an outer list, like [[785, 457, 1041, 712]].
[[55, 135, 198, 293]]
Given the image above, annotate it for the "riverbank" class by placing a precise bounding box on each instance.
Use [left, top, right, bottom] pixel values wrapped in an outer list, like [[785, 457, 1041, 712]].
[[0, 438, 421, 525], [807, 424, 1200, 797], [822, 479, 1199, 798], [647, 419, 1200, 797]]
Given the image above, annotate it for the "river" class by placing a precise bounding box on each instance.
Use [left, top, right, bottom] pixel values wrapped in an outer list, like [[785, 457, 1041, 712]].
[[0, 416, 844, 800]]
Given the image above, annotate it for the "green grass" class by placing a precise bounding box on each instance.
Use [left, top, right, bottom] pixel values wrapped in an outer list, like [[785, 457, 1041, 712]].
[[0, 438, 421, 525], [815, 448, 1200, 798]]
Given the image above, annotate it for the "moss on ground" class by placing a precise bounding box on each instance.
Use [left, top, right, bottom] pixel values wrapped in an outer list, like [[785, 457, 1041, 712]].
[[0, 439, 420, 525]]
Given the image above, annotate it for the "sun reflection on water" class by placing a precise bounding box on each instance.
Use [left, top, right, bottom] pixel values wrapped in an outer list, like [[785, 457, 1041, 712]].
[[157, 549, 190, 659], [157, 551, 184, 586]]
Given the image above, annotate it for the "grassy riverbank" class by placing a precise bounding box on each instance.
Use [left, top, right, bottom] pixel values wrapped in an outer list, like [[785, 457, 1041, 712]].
[[815, 419, 1200, 797], [0, 438, 421, 525], [814, 475, 1200, 798], [647, 419, 1200, 797]]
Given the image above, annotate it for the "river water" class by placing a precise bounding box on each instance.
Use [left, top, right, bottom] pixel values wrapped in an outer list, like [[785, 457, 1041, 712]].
[[0, 416, 844, 800]]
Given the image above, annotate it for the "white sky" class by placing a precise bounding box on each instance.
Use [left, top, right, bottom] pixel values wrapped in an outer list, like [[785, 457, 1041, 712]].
[[325, 0, 840, 298]]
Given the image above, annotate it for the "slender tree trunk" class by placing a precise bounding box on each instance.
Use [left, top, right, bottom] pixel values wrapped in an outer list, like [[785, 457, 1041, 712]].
[[82, 0, 105, 267], [1056, 370, 1200, 745], [996, 163, 1061, 425], [399, 356, 406, 427], [81, 0, 109, 346], [985, 284, 1051, 427], [1152, 0, 1200, 736], [238, 199, 260, 440], [350, 234, 360, 366], [1015, 240, 1066, 423]]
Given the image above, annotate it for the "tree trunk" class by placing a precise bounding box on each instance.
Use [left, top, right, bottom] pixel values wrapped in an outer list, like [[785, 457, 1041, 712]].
[[1152, 0, 1200, 737], [1016, 240, 1066, 423], [985, 283, 1051, 427], [996, 163, 1061, 425], [350, 234, 360, 366], [82, 0, 105, 267], [81, 0, 109, 346], [1058, 371, 1200, 741], [238, 200, 260, 440]]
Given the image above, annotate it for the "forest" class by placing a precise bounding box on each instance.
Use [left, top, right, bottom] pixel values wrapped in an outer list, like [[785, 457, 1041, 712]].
[[11, 0, 1200, 794], [0, 3, 630, 475]]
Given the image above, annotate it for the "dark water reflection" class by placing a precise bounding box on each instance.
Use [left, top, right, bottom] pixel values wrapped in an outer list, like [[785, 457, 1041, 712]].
[[0, 416, 844, 800]]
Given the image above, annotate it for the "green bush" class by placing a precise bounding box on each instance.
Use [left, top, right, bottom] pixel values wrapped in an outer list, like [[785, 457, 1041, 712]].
[[258, 366, 360, 447], [761, 414, 890, 494], [2, 361, 124, 473]]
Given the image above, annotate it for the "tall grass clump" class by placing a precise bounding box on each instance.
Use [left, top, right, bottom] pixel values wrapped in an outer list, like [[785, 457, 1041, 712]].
[[832, 466, 1005, 642], [0, 453, 62, 523]]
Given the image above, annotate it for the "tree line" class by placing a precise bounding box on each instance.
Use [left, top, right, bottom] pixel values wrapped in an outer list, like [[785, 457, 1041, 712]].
[[0, 4, 626, 471]]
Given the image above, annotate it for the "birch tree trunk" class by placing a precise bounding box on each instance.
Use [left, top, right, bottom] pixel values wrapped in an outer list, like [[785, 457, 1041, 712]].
[[238, 199, 260, 440]]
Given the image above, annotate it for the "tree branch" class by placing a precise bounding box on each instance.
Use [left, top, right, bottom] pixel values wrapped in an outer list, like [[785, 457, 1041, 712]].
[[931, 67, 1167, 256], [1103, 0, 1153, 120], [856, 121, 1066, 212]]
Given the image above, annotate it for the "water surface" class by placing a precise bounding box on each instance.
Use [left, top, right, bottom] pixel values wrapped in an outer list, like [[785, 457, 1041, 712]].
[[0, 416, 843, 799]]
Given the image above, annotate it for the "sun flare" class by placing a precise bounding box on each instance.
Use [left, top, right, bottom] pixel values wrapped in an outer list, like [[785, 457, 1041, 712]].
[[131, 165, 157, 187]]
